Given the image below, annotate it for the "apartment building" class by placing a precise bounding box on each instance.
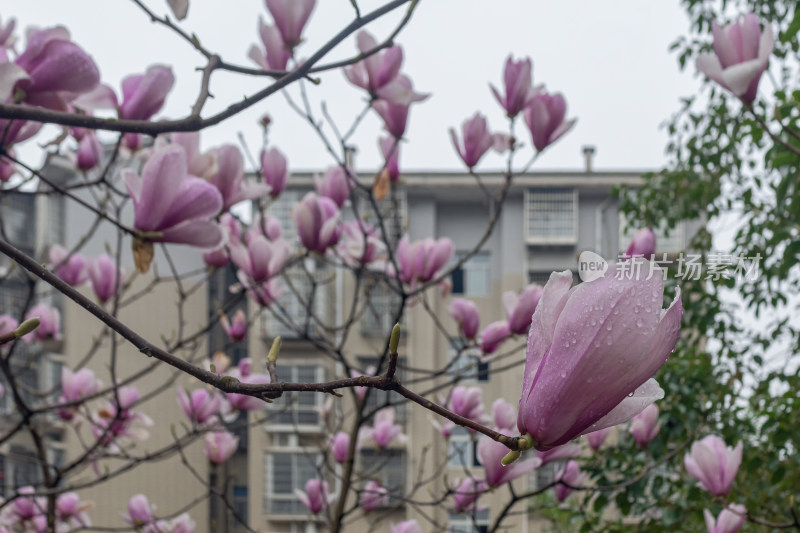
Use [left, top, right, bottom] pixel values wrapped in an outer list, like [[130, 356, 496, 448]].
[[0, 149, 691, 532]]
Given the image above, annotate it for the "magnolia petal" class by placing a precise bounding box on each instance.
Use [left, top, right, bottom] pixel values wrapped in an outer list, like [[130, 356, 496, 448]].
[[167, 0, 189, 20], [584, 378, 664, 433], [159, 220, 225, 249]]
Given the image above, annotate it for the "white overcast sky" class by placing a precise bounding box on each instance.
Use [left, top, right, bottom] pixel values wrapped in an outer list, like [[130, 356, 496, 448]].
[[9, 0, 701, 173]]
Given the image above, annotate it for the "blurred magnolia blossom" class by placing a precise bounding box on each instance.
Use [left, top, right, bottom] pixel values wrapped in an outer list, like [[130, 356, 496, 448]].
[[359, 407, 405, 449], [204, 430, 239, 464], [360, 480, 388, 513], [58, 367, 101, 421], [684, 435, 742, 496], [294, 478, 332, 515], [176, 387, 222, 426], [554, 460, 585, 502], [23, 303, 60, 343], [91, 385, 153, 452], [696, 13, 773, 103]]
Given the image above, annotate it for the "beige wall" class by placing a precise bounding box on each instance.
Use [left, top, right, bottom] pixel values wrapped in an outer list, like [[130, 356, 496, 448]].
[[62, 276, 210, 531]]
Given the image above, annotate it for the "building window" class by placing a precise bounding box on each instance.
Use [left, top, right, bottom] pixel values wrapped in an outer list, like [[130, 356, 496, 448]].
[[268, 365, 325, 429], [447, 427, 481, 469], [357, 356, 406, 422], [261, 260, 329, 340], [360, 282, 403, 337], [450, 252, 490, 297], [359, 448, 405, 504], [232, 486, 248, 522], [448, 343, 489, 382], [448, 509, 489, 532], [264, 451, 322, 515], [525, 188, 577, 244], [530, 461, 559, 491], [619, 216, 686, 255], [356, 188, 407, 246]]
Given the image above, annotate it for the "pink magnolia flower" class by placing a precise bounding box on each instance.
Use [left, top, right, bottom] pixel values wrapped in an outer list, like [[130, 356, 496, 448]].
[[480, 320, 510, 355], [48, 244, 88, 286], [371, 76, 428, 138], [624, 227, 656, 259], [207, 145, 270, 211], [396, 235, 454, 285], [225, 372, 270, 412], [168, 131, 216, 178], [490, 54, 540, 118], [88, 254, 124, 303], [0, 314, 18, 336], [449, 298, 480, 339], [248, 17, 291, 71], [204, 430, 239, 464], [202, 213, 242, 268], [23, 303, 60, 342], [0, 16, 16, 49], [630, 403, 661, 448], [517, 263, 682, 451], [58, 367, 101, 421], [55, 492, 92, 528], [314, 166, 353, 208], [503, 283, 543, 335], [477, 435, 541, 487], [265, 0, 316, 48], [684, 435, 742, 496], [554, 460, 585, 502], [292, 192, 342, 253], [390, 520, 422, 533], [92, 386, 153, 449], [449, 386, 485, 425], [163, 513, 196, 533], [123, 145, 225, 248], [449, 112, 509, 168], [343, 31, 403, 94], [705, 504, 746, 533], [1, 149, 17, 182], [380, 136, 401, 182], [177, 387, 221, 425], [237, 358, 253, 377], [76, 131, 103, 170], [585, 427, 613, 451], [536, 443, 581, 467], [294, 478, 331, 515], [360, 407, 405, 449], [260, 147, 289, 197], [249, 214, 283, 241], [122, 494, 154, 527], [230, 233, 290, 283], [337, 220, 387, 266], [696, 14, 773, 103], [11, 486, 44, 521], [360, 480, 388, 513], [119, 65, 175, 120], [492, 398, 517, 433], [221, 310, 247, 342], [329, 431, 351, 463], [5, 26, 100, 110], [452, 477, 487, 513], [523, 90, 576, 152]]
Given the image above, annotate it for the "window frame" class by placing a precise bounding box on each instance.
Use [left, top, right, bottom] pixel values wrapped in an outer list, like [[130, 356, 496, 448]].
[[524, 188, 578, 244]]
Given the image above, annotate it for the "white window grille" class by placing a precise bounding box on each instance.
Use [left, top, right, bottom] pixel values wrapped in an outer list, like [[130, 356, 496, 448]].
[[267, 364, 325, 430], [261, 261, 329, 339], [619, 216, 686, 255], [264, 451, 322, 515], [525, 188, 578, 244], [360, 282, 403, 337], [356, 188, 407, 246], [447, 343, 489, 383], [450, 252, 491, 297], [448, 509, 489, 532], [359, 449, 405, 504], [447, 426, 480, 468]]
